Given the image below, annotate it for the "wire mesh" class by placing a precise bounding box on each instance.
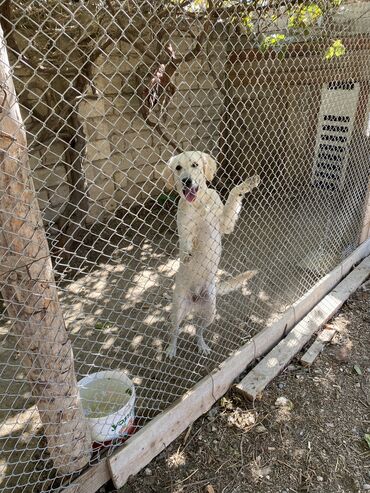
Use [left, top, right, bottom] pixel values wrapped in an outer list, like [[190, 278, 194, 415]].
[[0, 0, 370, 491]]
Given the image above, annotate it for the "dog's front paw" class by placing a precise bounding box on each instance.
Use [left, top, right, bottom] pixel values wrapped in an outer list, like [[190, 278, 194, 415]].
[[165, 343, 177, 360], [234, 174, 260, 196], [181, 252, 192, 264]]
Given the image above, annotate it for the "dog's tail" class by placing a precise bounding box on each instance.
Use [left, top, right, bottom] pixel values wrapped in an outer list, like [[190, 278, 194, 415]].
[[217, 270, 257, 296]]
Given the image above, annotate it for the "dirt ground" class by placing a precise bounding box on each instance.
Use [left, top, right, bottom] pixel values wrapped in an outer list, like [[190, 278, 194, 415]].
[[114, 279, 370, 493], [0, 189, 367, 492]]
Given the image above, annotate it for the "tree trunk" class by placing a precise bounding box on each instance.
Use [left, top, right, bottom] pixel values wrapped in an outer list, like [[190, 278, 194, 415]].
[[0, 25, 91, 474]]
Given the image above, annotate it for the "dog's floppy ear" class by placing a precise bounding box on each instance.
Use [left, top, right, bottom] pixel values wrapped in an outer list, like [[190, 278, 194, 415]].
[[162, 160, 176, 190], [202, 153, 217, 182]]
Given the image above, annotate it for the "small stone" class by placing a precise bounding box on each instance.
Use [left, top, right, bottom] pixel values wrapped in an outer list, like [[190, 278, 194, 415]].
[[317, 476, 324, 482], [275, 396, 294, 410], [278, 383, 285, 389], [287, 364, 297, 371], [363, 484, 370, 490], [255, 425, 267, 434], [211, 425, 217, 432], [208, 407, 218, 418], [213, 439, 218, 444], [144, 468, 152, 476]]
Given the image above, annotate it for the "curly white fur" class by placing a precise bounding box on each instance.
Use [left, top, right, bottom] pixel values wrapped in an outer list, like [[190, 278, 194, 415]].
[[163, 151, 260, 358]]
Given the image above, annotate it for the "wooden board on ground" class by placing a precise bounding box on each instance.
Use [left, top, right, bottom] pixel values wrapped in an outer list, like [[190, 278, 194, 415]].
[[300, 328, 336, 367], [235, 254, 370, 401], [62, 459, 110, 493]]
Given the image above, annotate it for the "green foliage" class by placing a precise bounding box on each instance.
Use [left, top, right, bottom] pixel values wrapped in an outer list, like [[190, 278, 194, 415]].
[[325, 39, 346, 60], [260, 34, 286, 53], [288, 3, 323, 29], [241, 13, 253, 32]]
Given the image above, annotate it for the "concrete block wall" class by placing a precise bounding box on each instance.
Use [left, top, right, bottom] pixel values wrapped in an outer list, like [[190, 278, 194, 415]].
[[77, 37, 226, 224], [15, 34, 226, 226]]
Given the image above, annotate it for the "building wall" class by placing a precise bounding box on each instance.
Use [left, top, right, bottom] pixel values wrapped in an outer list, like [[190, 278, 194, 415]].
[[14, 10, 370, 227], [19, 36, 226, 225], [222, 43, 370, 194]]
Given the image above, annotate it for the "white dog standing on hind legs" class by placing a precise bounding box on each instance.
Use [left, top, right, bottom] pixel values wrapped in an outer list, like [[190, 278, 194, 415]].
[[163, 151, 260, 359]]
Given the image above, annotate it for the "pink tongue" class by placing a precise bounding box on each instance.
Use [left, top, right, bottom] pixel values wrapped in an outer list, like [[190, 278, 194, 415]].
[[184, 188, 197, 202]]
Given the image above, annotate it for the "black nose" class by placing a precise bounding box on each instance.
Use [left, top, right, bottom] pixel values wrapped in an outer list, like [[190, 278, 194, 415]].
[[182, 177, 193, 188]]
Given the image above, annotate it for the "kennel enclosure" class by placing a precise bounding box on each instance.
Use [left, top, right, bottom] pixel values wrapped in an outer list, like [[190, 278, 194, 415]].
[[0, 1, 370, 492]]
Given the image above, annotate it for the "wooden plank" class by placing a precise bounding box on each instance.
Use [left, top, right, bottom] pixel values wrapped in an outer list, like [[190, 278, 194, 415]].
[[300, 328, 336, 367], [64, 238, 370, 492], [108, 241, 370, 489], [235, 255, 370, 400], [61, 459, 110, 493]]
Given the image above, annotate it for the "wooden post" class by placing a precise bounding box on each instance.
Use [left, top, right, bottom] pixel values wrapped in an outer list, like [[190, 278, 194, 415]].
[[357, 81, 370, 244], [0, 25, 91, 474], [360, 177, 370, 243]]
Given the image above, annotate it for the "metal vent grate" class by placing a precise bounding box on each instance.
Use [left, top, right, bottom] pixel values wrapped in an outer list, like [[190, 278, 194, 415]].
[[312, 82, 360, 191]]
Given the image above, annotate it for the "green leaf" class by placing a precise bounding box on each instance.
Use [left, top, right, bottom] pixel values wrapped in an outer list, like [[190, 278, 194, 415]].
[[241, 13, 253, 31], [260, 34, 286, 52], [95, 321, 112, 330], [353, 364, 362, 375], [364, 434, 370, 449], [325, 39, 346, 60], [288, 3, 323, 29]]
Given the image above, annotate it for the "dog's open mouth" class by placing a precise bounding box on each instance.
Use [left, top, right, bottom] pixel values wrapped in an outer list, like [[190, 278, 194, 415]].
[[182, 185, 199, 203]]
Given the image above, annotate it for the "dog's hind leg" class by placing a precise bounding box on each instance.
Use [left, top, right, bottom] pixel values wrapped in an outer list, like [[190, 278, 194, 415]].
[[195, 286, 216, 356], [166, 290, 190, 359]]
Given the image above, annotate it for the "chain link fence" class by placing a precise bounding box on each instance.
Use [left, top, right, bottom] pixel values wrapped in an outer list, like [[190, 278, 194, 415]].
[[0, 0, 370, 491]]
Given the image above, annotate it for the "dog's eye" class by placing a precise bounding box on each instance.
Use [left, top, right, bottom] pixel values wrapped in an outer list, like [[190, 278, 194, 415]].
[[175, 165, 182, 171], [191, 162, 198, 168]]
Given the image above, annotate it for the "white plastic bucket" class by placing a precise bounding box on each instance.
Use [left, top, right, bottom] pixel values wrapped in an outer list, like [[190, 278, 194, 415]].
[[78, 370, 135, 442]]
